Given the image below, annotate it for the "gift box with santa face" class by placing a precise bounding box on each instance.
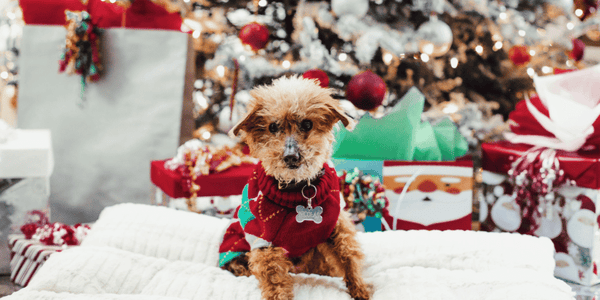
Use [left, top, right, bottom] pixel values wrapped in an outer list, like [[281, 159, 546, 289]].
[[332, 87, 471, 231], [480, 65, 600, 286], [382, 159, 473, 231], [151, 139, 257, 218], [0, 126, 53, 274]]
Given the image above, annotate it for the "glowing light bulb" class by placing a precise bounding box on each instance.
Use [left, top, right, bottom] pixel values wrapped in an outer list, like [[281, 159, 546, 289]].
[[258, 0, 267, 6], [192, 31, 201, 39], [420, 53, 430, 62], [499, 12, 507, 20], [494, 41, 503, 51], [475, 45, 483, 54], [527, 68, 535, 77], [0, 72, 7, 79], [239, 55, 246, 62], [567, 22, 574, 30], [575, 9, 583, 17], [282, 60, 291, 69], [216, 65, 225, 77], [202, 131, 211, 140], [383, 53, 393, 65], [450, 57, 458, 69], [542, 66, 552, 74], [518, 30, 526, 37], [339, 53, 347, 61], [443, 103, 459, 114], [529, 50, 535, 56]]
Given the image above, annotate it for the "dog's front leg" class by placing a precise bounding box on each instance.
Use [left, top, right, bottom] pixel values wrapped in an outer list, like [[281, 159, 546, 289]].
[[330, 212, 373, 300], [248, 247, 294, 300]]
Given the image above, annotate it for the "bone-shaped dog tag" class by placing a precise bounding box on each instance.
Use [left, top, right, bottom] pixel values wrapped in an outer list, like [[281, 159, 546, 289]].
[[296, 205, 323, 224]]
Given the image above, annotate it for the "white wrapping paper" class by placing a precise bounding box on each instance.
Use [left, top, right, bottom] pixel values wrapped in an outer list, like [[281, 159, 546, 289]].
[[18, 26, 189, 224]]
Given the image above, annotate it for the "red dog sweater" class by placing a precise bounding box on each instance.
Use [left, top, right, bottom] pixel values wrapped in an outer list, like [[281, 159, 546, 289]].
[[218, 162, 341, 267]]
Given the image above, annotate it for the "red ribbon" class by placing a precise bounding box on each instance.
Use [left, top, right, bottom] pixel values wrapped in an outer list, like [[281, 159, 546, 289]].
[[20, 0, 182, 31], [509, 67, 600, 150]]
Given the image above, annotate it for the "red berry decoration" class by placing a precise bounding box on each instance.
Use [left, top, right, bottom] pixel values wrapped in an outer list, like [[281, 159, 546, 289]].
[[346, 70, 387, 111], [570, 38, 585, 61], [508, 45, 531, 66], [239, 22, 269, 51], [302, 69, 329, 88]]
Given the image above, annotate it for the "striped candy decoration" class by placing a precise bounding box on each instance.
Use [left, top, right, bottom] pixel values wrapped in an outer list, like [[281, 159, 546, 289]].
[[8, 234, 65, 287]]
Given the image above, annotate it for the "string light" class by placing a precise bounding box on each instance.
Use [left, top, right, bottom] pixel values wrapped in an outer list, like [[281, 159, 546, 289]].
[[575, 9, 583, 17], [0, 72, 7, 79], [239, 55, 246, 62], [566, 60, 574, 67], [527, 68, 535, 77], [216, 65, 225, 77], [541, 66, 552, 74], [499, 12, 507, 20], [339, 53, 347, 61], [258, 0, 268, 7], [529, 49, 535, 56], [282, 60, 291, 69], [192, 31, 201, 39], [383, 53, 393, 65], [443, 103, 459, 114], [450, 57, 458, 68], [202, 131, 211, 140], [493, 41, 503, 51], [420, 53, 430, 62], [567, 22, 574, 30], [475, 45, 483, 54], [518, 30, 526, 37], [492, 34, 502, 41]]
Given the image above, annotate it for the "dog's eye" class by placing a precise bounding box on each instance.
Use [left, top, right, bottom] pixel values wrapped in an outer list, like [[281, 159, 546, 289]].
[[269, 123, 278, 133], [300, 120, 313, 132]]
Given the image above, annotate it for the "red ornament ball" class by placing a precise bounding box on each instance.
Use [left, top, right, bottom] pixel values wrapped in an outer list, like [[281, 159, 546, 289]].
[[570, 38, 585, 61], [508, 45, 531, 66], [302, 69, 329, 88], [239, 23, 269, 51], [346, 70, 387, 111]]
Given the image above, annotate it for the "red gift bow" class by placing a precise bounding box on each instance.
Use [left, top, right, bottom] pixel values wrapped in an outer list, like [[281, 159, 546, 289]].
[[509, 93, 600, 150], [20, 0, 182, 31]]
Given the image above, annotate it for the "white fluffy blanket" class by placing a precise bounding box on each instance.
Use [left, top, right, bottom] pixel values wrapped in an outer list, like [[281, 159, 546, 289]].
[[6, 203, 575, 300]]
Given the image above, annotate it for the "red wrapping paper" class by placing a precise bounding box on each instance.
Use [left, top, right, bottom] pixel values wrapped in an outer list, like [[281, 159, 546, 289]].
[[482, 141, 600, 190], [20, 0, 182, 30], [150, 160, 256, 198]]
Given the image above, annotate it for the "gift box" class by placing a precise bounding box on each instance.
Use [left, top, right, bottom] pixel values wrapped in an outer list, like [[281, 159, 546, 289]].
[[0, 128, 53, 274], [382, 159, 473, 231], [150, 140, 256, 217], [7, 234, 63, 287], [17, 1, 194, 224], [332, 87, 471, 231], [480, 65, 600, 285]]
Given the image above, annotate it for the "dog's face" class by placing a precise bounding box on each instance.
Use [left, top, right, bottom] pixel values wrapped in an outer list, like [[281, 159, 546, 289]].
[[230, 76, 355, 184]]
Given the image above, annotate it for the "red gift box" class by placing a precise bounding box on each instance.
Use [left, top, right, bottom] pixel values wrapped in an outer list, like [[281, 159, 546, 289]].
[[20, 0, 182, 30], [150, 160, 256, 198]]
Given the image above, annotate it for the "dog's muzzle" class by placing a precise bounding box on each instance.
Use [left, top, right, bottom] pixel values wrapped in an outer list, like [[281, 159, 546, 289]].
[[283, 137, 301, 169]]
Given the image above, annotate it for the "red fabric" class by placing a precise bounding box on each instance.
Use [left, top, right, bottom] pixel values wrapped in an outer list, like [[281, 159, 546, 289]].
[[20, 0, 182, 30], [383, 156, 473, 167], [509, 95, 600, 149], [150, 160, 256, 198], [381, 211, 471, 231], [220, 163, 341, 258], [482, 141, 600, 189]]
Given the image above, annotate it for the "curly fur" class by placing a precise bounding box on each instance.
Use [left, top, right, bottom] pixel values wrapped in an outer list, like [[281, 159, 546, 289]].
[[227, 76, 370, 300]]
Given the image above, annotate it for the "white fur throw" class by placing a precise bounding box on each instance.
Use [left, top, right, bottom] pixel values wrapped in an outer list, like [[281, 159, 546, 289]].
[[5, 203, 575, 300]]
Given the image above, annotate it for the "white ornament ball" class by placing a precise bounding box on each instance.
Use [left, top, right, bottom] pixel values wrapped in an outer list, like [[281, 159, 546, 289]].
[[217, 106, 242, 133], [567, 209, 596, 248], [491, 195, 522, 232], [331, 0, 369, 19], [417, 16, 453, 58], [534, 210, 563, 239]]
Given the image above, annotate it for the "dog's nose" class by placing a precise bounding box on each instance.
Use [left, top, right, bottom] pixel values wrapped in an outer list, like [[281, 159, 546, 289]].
[[283, 137, 301, 166]]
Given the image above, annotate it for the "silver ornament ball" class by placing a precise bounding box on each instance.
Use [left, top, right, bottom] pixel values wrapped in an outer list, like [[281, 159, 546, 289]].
[[331, 0, 369, 19], [417, 16, 453, 57]]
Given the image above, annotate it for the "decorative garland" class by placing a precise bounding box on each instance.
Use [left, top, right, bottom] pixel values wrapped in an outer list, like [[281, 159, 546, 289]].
[[59, 11, 101, 106], [164, 139, 257, 212], [338, 168, 388, 223], [20, 210, 91, 247]]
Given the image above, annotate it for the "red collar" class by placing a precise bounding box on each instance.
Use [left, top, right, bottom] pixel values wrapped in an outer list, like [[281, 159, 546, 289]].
[[255, 163, 337, 209]]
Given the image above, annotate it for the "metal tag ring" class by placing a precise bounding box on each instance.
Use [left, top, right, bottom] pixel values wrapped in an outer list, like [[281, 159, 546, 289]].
[[301, 184, 317, 200]]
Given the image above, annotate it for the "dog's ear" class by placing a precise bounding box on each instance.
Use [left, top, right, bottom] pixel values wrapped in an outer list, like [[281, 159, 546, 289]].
[[326, 103, 356, 131], [229, 105, 261, 138]]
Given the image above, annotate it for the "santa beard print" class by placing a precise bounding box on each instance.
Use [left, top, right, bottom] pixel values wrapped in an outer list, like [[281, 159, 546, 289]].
[[385, 189, 472, 226]]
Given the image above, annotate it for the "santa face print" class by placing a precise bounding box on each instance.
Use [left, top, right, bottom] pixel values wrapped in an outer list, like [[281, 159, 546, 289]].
[[384, 170, 473, 226]]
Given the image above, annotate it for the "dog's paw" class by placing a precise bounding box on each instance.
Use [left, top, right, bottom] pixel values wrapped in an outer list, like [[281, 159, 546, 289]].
[[349, 283, 373, 300]]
